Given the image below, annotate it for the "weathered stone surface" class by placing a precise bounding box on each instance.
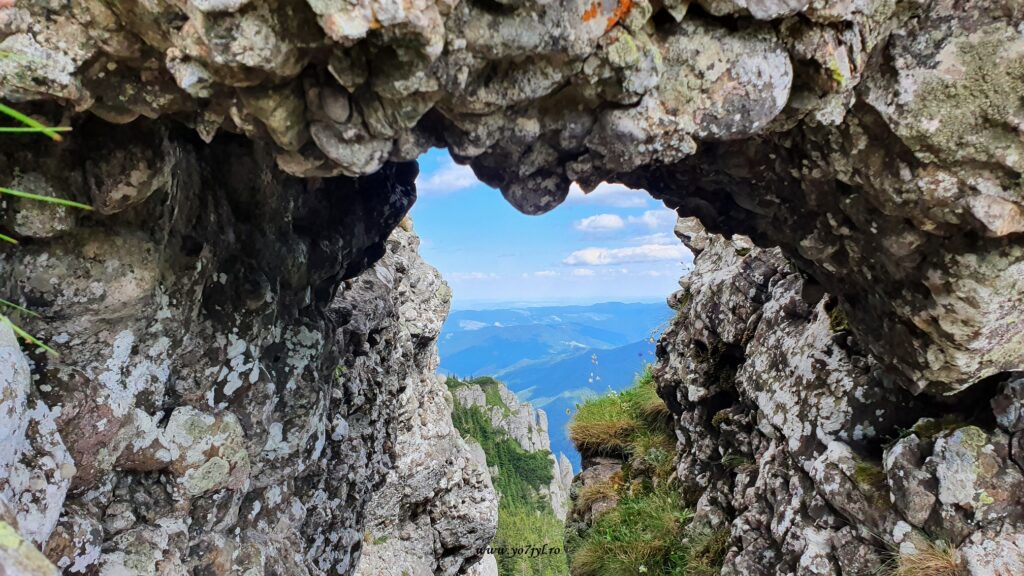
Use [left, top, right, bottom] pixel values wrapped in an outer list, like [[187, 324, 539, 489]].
[[564, 456, 622, 552], [2, 0, 1023, 574], [0, 323, 73, 547], [0, 121, 421, 574], [0, 324, 66, 576], [354, 224, 498, 576], [993, 376, 1024, 433], [655, 218, 1024, 576], [6, 0, 1020, 394]]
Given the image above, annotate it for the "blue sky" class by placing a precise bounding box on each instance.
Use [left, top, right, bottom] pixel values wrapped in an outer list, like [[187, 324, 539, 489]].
[[409, 148, 693, 309]]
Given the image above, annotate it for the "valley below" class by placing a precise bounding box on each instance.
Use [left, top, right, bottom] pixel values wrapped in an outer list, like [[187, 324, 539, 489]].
[[438, 302, 673, 470]]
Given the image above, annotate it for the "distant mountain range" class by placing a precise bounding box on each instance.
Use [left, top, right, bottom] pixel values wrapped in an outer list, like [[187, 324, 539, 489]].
[[437, 301, 675, 469]]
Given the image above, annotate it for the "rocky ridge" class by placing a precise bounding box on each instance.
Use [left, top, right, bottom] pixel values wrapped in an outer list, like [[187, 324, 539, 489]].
[[352, 223, 499, 576], [451, 377, 573, 521]]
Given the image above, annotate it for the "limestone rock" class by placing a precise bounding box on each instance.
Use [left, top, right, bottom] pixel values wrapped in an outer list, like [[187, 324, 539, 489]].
[[354, 225, 498, 576], [2, 2, 1023, 575], [0, 323, 73, 547], [0, 124, 418, 575], [5, 0, 1022, 395], [655, 218, 1024, 576], [565, 457, 622, 549], [452, 380, 551, 453]]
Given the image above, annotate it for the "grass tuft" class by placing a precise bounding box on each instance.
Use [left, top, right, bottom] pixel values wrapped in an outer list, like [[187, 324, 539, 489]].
[[577, 472, 623, 512], [0, 126, 72, 134], [885, 538, 963, 576], [685, 527, 730, 576], [0, 186, 93, 210], [569, 392, 636, 456], [569, 365, 673, 457], [570, 489, 693, 576]]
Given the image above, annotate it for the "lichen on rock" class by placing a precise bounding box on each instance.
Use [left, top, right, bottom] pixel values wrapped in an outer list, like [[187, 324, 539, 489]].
[[654, 217, 1024, 575], [1, 0, 1023, 574], [354, 224, 499, 576]]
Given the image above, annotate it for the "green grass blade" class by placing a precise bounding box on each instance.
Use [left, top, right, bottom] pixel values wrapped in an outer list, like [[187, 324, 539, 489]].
[[0, 126, 72, 134], [1, 314, 57, 356], [0, 103, 64, 141], [0, 298, 39, 317], [0, 187, 93, 210], [0, 233, 19, 245]]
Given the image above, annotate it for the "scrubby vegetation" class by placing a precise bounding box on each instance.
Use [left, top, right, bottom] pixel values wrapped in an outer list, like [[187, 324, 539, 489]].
[[449, 376, 569, 576], [492, 504, 569, 576], [571, 490, 691, 576], [568, 366, 672, 462], [451, 401, 554, 506], [567, 367, 728, 576]]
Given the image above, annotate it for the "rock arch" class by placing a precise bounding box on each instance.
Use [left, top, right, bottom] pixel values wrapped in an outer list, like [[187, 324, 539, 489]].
[[1, 0, 1022, 573]]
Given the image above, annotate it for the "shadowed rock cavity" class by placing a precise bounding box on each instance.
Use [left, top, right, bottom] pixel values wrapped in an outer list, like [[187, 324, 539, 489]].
[[1, 0, 1023, 574], [0, 120, 419, 574]]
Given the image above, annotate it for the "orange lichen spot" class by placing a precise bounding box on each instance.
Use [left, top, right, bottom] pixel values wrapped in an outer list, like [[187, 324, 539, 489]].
[[368, 7, 382, 30], [582, 1, 600, 22], [605, 0, 633, 31]]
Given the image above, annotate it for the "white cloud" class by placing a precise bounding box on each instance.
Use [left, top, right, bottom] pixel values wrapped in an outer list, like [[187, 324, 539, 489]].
[[563, 244, 688, 266], [627, 209, 676, 229], [449, 272, 498, 281], [630, 232, 677, 245], [571, 268, 596, 277], [533, 270, 558, 278], [574, 213, 625, 232], [416, 159, 479, 196], [566, 182, 649, 208]]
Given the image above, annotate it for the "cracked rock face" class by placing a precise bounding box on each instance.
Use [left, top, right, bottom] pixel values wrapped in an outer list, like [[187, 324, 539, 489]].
[[354, 224, 499, 576], [0, 122, 423, 574], [654, 218, 1024, 575]]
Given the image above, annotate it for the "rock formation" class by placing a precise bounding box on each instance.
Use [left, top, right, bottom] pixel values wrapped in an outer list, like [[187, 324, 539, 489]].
[[564, 456, 624, 556], [655, 218, 1024, 575], [354, 225, 499, 576], [5, 0, 1022, 395], [450, 377, 572, 520], [1, 0, 1023, 574], [0, 124, 422, 573]]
